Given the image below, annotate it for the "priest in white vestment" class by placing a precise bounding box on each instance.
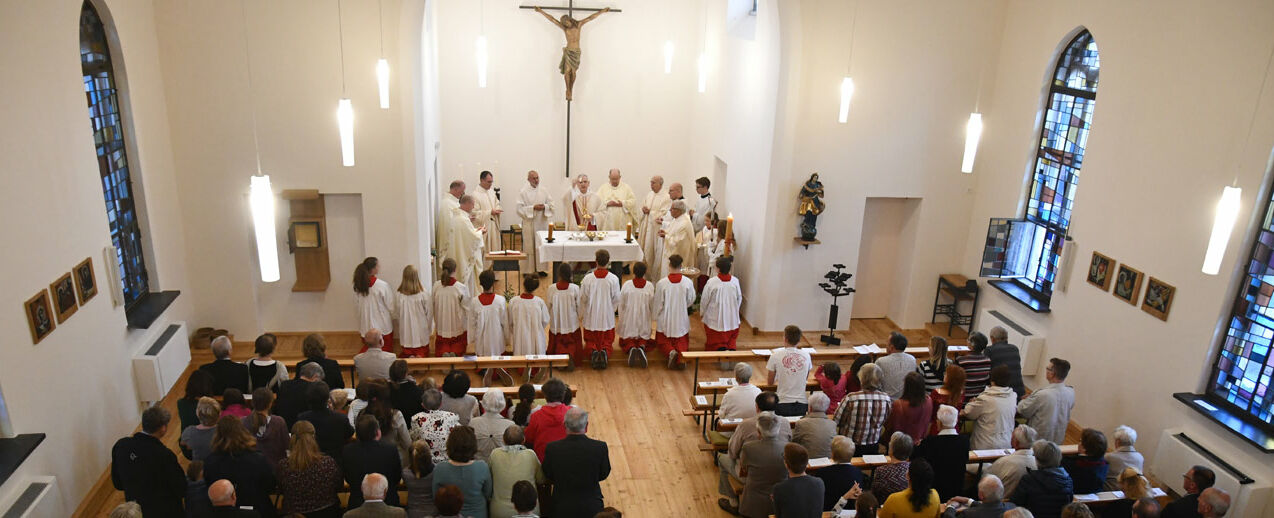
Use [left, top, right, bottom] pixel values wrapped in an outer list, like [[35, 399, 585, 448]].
[[701, 256, 743, 351], [692, 176, 718, 233], [472, 171, 503, 259], [432, 258, 471, 357], [435, 180, 465, 271], [652, 254, 696, 369], [578, 249, 620, 368], [660, 201, 697, 277], [638, 176, 671, 279], [449, 195, 486, 290], [562, 174, 603, 230], [517, 170, 555, 276], [596, 168, 636, 231]]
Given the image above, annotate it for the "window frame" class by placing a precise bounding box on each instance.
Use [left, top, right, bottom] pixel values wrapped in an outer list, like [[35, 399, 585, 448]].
[[81, 0, 151, 311]]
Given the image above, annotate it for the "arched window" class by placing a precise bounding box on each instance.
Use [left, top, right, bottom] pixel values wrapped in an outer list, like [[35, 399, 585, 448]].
[[80, 1, 149, 307], [981, 30, 1099, 311]]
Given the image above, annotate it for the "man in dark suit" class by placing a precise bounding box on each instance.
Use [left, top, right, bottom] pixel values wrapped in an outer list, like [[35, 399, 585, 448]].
[[1162, 466, 1216, 518], [275, 363, 323, 427], [343, 473, 407, 518], [199, 479, 261, 517], [986, 327, 1026, 399], [199, 336, 249, 394], [341, 414, 403, 509], [915, 405, 973, 500], [297, 381, 354, 459], [942, 474, 1017, 518], [543, 407, 611, 517], [111, 406, 186, 517]]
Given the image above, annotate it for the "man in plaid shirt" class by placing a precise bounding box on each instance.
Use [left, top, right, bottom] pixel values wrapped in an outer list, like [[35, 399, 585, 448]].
[[834, 363, 892, 456]]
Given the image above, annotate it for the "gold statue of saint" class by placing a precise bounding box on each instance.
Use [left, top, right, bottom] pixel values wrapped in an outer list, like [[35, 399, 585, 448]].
[[534, 6, 611, 101]]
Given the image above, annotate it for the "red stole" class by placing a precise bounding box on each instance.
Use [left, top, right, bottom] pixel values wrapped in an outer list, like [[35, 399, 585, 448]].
[[632, 278, 647, 289], [668, 273, 684, 283], [556, 281, 571, 290], [718, 274, 732, 282], [593, 268, 609, 279], [478, 293, 496, 305]]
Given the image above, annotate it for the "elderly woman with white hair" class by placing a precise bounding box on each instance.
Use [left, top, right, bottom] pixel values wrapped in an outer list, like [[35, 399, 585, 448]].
[[471, 390, 516, 463], [915, 404, 971, 500], [942, 475, 1018, 518], [814, 435, 865, 512], [1104, 425, 1144, 490], [793, 392, 837, 459], [834, 362, 893, 456]]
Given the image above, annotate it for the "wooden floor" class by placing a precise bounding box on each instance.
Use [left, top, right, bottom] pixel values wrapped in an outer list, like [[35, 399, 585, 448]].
[[75, 317, 966, 517]]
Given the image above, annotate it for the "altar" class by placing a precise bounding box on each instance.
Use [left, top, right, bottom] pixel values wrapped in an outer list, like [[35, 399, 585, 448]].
[[535, 230, 644, 267]]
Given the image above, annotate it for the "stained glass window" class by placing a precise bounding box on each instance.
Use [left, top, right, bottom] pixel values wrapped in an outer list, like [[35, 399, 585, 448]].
[[1212, 191, 1274, 427], [981, 31, 1098, 307], [81, 1, 149, 307]]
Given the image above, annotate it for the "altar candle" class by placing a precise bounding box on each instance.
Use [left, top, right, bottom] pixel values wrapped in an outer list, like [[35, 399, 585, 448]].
[[626, 221, 633, 241], [725, 213, 734, 257], [547, 224, 554, 241]]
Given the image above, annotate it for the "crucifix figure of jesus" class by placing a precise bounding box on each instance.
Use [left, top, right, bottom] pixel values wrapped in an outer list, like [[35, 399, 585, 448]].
[[533, 5, 611, 101]]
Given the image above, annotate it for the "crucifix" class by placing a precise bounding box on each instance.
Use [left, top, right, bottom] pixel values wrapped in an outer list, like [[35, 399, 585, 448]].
[[520, 0, 621, 177]]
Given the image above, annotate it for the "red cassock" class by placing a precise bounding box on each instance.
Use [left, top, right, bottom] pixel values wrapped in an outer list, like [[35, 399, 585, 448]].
[[704, 326, 739, 351], [435, 332, 468, 357], [582, 329, 615, 358], [656, 331, 689, 363], [549, 329, 583, 364]]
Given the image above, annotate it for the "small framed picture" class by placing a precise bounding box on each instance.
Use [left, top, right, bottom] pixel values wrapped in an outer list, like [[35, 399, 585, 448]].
[[25, 290, 56, 344], [1112, 264, 1144, 305], [1142, 277, 1176, 321], [50, 273, 78, 323], [74, 257, 98, 304], [1086, 251, 1114, 291]]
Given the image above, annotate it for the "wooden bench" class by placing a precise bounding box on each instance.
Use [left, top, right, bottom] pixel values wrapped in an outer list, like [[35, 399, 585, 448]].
[[681, 345, 970, 391], [794, 444, 1082, 471], [285, 354, 572, 387]]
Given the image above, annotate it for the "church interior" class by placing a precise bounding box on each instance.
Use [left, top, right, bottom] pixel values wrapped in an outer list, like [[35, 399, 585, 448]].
[[2, 0, 1274, 516]]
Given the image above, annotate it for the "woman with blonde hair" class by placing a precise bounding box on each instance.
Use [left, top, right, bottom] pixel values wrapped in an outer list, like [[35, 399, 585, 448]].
[[180, 396, 222, 462], [398, 265, 433, 358], [1099, 468, 1150, 518], [279, 420, 342, 517], [354, 257, 396, 353], [203, 416, 277, 517]]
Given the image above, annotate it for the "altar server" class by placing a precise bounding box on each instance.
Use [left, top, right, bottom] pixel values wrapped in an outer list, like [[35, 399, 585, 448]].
[[397, 265, 433, 358], [509, 275, 551, 380], [517, 170, 555, 276], [472, 170, 503, 258], [617, 262, 655, 367], [579, 249, 621, 369], [653, 254, 696, 369], [639, 176, 672, 279], [692, 176, 718, 233], [701, 256, 743, 351], [546, 263, 583, 370], [597, 168, 636, 231], [355, 257, 396, 353], [469, 270, 513, 385], [432, 258, 470, 357]]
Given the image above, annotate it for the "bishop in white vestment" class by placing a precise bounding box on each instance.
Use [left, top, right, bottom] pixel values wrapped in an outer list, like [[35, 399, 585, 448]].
[[596, 168, 636, 231], [639, 176, 671, 278], [562, 174, 603, 230], [516, 171, 554, 275]]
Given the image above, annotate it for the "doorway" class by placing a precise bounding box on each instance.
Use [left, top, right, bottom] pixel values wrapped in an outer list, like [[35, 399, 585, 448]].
[[851, 197, 921, 320]]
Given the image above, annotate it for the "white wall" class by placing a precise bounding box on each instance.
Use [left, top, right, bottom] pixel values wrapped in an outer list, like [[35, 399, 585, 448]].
[[0, 0, 194, 512], [853, 198, 910, 319], [958, 0, 1274, 500]]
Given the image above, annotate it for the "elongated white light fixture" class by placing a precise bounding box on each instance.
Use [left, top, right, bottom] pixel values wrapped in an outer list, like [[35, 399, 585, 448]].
[[376, 59, 390, 109], [961, 113, 984, 173], [338, 98, 354, 166], [664, 40, 674, 74], [837, 77, 855, 123], [250, 175, 280, 282], [476, 35, 489, 88], [1202, 185, 1242, 275], [697, 53, 707, 93]]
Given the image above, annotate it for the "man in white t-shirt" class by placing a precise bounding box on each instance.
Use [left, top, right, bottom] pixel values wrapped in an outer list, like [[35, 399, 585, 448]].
[[766, 325, 812, 417]]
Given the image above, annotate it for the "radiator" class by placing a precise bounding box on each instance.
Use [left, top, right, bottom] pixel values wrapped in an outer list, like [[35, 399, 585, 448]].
[[0, 476, 62, 518], [131, 322, 190, 403], [1149, 430, 1271, 518], [976, 308, 1046, 375]]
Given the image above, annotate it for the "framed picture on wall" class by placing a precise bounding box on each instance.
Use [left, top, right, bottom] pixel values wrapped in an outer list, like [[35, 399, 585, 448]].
[[50, 273, 78, 323], [1112, 264, 1144, 305], [74, 257, 97, 304], [1086, 251, 1114, 291], [1142, 277, 1176, 321], [25, 290, 55, 344]]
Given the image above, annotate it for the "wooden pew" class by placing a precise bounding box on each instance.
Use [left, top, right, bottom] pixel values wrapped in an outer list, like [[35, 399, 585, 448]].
[[681, 345, 971, 392], [284, 354, 572, 387]]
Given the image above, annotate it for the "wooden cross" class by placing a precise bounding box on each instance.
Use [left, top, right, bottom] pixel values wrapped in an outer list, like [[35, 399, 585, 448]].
[[520, 0, 621, 177]]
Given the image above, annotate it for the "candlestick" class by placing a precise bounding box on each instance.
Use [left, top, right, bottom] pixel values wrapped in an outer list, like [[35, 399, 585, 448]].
[[626, 221, 633, 242], [547, 224, 554, 243], [725, 213, 734, 256]]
